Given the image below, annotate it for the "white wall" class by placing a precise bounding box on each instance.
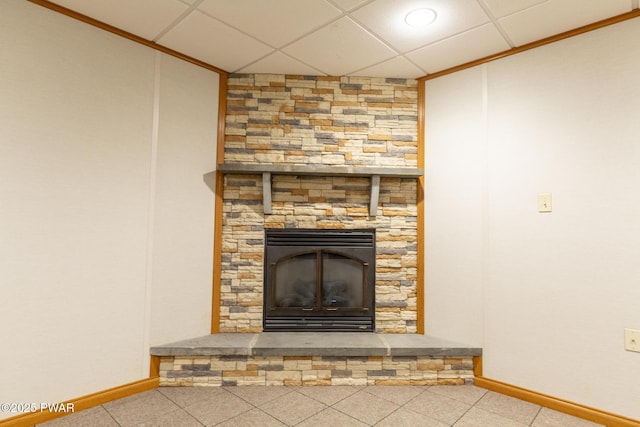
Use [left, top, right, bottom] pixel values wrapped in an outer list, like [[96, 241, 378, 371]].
[[424, 66, 486, 348], [0, 1, 218, 418], [149, 54, 218, 345], [425, 18, 640, 419]]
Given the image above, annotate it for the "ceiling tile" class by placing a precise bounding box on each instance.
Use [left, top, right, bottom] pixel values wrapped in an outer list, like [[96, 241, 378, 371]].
[[238, 52, 325, 75], [331, 0, 372, 11], [353, 56, 426, 78], [49, 0, 189, 40], [197, 0, 342, 48], [499, 0, 632, 46], [480, 0, 548, 18], [407, 23, 510, 73], [282, 17, 397, 76], [42, 0, 636, 78], [157, 10, 273, 72], [351, 0, 490, 53]]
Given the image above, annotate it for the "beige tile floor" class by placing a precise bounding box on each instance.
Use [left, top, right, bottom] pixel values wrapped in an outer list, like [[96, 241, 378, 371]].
[[38, 385, 603, 427]]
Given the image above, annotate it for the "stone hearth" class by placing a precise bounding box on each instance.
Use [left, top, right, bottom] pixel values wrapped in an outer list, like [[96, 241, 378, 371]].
[[151, 333, 481, 387]]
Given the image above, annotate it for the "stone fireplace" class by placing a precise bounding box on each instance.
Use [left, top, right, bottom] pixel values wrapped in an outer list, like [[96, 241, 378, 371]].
[[219, 74, 420, 334], [152, 74, 482, 388]]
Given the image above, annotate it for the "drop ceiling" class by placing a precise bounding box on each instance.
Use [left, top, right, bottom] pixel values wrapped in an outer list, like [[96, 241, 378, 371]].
[[47, 0, 636, 78]]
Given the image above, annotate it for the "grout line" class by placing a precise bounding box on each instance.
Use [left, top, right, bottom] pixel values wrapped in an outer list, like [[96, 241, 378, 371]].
[[529, 405, 543, 426], [220, 398, 255, 425], [452, 403, 476, 426], [156, 388, 183, 409], [100, 403, 121, 426], [375, 404, 411, 425], [248, 409, 283, 426], [326, 388, 371, 424], [228, 383, 298, 408], [180, 408, 205, 427], [295, 403, 329, 426]]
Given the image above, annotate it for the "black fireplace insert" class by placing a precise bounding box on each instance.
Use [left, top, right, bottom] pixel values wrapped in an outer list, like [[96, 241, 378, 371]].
[[263, 228, 375, 332]]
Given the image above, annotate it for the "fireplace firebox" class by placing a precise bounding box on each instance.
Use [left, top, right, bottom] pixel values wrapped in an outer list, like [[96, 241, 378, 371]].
[[263, 229, 375, 332]]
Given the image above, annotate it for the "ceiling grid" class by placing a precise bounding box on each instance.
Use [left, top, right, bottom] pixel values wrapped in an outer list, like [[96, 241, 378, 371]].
[[45, 0, 637, 77]]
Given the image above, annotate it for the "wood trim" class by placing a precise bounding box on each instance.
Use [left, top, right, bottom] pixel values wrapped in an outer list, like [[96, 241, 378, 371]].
[[473, 355, 483, 377], [217, 74, 229, 163], [475, 376, 640, 427], [416, 79, 425, 334], [210, 173, 225, 340], [0, 377, 159, 427], [27, 0, 228, 76], [419, 9, 640, 81], [211, 74, 228, 334], [150, 355, 161, 378]]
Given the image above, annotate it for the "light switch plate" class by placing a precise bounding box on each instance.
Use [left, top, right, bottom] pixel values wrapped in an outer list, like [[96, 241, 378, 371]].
[[538, 193, 552, 212], [624, 328, 640, 352]]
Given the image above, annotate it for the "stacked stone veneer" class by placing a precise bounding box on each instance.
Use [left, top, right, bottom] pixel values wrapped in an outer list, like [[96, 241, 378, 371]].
[[159, 355, 474, 387], [221, 74, 419, 333]]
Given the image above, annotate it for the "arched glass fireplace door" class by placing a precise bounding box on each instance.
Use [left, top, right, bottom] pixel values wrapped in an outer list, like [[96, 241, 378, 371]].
[[264, 229, 375, 331]]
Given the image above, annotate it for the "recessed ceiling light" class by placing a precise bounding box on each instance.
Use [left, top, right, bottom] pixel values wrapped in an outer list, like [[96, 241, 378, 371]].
[[404, 8, 437, 28]]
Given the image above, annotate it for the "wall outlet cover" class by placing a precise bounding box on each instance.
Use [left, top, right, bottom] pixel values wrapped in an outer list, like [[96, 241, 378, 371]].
[[537, 193, 552, 212], [624, 328, 640, 352]]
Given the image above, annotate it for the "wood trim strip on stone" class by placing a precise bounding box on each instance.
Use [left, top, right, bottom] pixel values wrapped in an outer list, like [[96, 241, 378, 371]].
[[416, 80, 426, 334], [150, 355, 161, 378], [211, 74, 228, 334], [472, 355, 483, 377]]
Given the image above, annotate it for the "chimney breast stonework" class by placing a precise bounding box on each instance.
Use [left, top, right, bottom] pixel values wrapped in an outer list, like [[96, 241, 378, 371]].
[[220, 74, 419, 333]]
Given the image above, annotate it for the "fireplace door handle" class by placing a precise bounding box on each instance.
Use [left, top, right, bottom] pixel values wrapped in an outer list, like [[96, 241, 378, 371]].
[[302, 308, 314, 311], [326, 308, 338, 311]]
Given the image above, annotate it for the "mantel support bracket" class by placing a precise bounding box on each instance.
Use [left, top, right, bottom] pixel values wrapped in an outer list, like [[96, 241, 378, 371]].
[[369, 175, 380, 217], [263, 172, 272, 214]]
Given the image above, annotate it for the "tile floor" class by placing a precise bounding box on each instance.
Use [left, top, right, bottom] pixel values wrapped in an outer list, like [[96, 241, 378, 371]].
[[38, 385, 603, 427]]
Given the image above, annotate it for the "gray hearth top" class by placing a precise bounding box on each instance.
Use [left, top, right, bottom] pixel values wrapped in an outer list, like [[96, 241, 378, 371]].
[[150, 333, 482, 357]]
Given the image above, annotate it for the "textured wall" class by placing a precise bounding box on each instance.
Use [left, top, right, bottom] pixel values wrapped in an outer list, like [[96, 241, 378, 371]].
[[424, 17, 640, 420], [0, 1, 218, 418]]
